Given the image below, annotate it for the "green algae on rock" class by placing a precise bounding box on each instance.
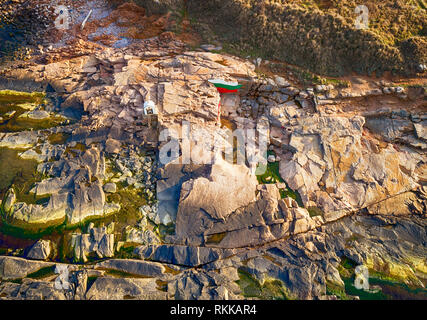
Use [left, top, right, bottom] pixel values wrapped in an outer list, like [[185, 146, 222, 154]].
[[0, 90, 67, 133], [236, 268, 291, 300], [0, 90, 45, 102], [0, 147, 42, 203], [257, 150, 304, 206], [0, 146, 66, 232]]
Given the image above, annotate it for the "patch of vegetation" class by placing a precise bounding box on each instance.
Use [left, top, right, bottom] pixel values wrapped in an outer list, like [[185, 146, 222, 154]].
[[267, 63, 351, 87], [341, 277, 388, 300], [105, 186, 147, 228], [286, 65, 323, 87], [115, 243, 138, 259], [326, 281, 353, 300], [0, 115, 66, 133], [157, 223, 175, 242], [206, 232, 227, 245], [220, 41, 269, 62], [307, 206, 323, 217], [8, 278, 23, 284], [26, 265, 56, 279], [0, 90, 45, 103], [327, 278, 387, 301], [341, 256, 358, 269], [236, 268, 290, 300], [365, 276, 427, 300], [175, 0, 427, 75], [256, 158, 282, 185], [0, 219, 67, 241], [0, 91, 66, 133], [279, 188, 303, 207], [104, 268, 150, 279], [256, 150, 304, 207], [48, 132, 71, 145], [104, 269, 137, 278]]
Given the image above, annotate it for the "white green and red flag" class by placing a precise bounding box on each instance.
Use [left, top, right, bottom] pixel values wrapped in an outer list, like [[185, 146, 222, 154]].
[[209, 79, 242, 93], [209, 79, 242, 122]]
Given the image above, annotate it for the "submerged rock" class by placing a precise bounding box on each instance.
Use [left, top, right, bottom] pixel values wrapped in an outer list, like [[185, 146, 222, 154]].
[[26, 109, 49, 120], [96, 259, 166, 278], [174, 157, 258, 242]]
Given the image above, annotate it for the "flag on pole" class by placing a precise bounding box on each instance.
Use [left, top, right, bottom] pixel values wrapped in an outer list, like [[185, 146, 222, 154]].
[[209, 79, 242, 123], [208, 79, 242, 93]]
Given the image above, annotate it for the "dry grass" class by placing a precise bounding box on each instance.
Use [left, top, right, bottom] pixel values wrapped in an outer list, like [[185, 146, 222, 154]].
[[132, 0, 426, 76]]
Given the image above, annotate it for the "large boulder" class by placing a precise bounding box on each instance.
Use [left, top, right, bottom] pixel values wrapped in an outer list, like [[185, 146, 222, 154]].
[[174, 158, 257, 242], [26, 240, 52, 261], [0, 256, 54, 280], [70, 224, 115, 262], [4, 192, 67, 228]]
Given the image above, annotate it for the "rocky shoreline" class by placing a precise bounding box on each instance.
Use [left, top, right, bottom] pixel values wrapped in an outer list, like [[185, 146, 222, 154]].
[[0, 0, 426, 300]]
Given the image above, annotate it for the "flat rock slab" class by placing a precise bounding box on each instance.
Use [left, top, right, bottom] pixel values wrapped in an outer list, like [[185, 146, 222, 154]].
[[175, 158, 258, 241], [0, 256, 54, 280], [96, 259, 165, 278], [0, 279, 67, 300], [85, 277, 167, 300]]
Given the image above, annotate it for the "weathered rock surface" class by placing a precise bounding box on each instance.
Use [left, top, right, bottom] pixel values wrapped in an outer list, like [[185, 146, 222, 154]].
[[0, 279, 67, 300], [96, 259, 166, 278], [0, 256, 54, 280], [279, 115, 422, 219], [26, 240, 52, 261], [85, 277, 167, 300], [167, 269, 242, 300], [70, 223, 115, 262], [0, 1, 425, 301], [173, 157, 258, 243]]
